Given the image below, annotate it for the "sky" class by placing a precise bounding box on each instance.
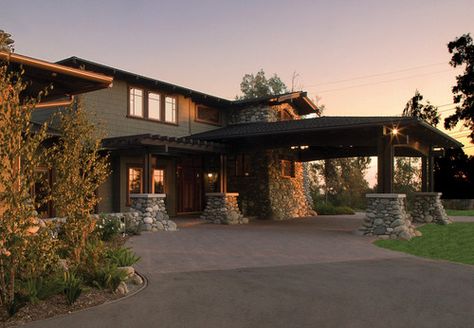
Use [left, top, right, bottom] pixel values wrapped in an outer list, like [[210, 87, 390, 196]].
[[1, 0, 473, 167]]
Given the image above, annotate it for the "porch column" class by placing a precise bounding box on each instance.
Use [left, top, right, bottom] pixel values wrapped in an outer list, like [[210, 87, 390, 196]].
[[377, 135, 394, 193], [427, 148, 435, 192], [144, 152, 152, 193], [219, 154, 227, 193], [421, 156, 428, 192]]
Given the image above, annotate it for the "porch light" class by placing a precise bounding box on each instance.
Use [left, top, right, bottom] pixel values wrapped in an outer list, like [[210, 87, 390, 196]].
[[207, 173, 214, 178], [392, 128, 399, 136]]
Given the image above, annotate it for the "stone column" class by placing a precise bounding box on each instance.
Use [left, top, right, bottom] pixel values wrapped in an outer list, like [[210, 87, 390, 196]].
[[129, 194, 177, 231], [201, 193, 248, 225], [358, 193, 420, 240], [410, 192, 452, 225]]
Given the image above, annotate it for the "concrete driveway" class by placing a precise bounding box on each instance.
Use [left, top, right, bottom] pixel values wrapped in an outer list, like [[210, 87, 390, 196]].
[[25, 215, 474, 328]]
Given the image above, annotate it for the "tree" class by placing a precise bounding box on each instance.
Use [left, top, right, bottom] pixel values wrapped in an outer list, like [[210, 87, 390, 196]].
[[393, 157, 421, 193], [444, 33, 474, 142], [0, 35, 53, 311], [310, 157, 371, 209], [50, 104, 110, 266], [403, 90, 440, 126], [238, 69, 288, 99], [435, 149, 474, 198], [0, 30, 14, 52]]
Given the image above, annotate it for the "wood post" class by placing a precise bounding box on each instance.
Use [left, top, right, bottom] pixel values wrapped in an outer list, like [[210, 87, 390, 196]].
[[219, 154, 227, 193], [377, 133, 394, 193], [421, 156, 428, 192]]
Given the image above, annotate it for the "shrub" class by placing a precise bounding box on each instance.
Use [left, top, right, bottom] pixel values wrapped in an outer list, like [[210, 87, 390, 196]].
[[95, 215, 122, 241], [315, 203, 355, 215], [63, 271, 82, 305], [107, 247, 140, 267], [92, 264, 128, 291], [77, 237, 107, 284]]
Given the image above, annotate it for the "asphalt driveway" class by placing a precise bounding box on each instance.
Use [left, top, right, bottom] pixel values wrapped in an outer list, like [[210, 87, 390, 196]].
[[25, 215, 474, 328]]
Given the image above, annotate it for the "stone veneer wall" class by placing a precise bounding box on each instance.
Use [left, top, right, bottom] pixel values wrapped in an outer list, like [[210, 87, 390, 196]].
[[411, 192, 452, 225], [129, 194, 177, 231], [267, 151, 314, 219], [228, 150, 314, 220], [359, 194, 420, 240], [200, 193, 248, 224], [226, 103, 313, 220]]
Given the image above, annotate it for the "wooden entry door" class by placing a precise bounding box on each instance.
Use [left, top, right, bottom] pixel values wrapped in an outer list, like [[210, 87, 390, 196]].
[[177, 158, 203, 213]]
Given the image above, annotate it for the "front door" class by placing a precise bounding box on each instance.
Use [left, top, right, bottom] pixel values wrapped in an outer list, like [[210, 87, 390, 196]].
[[177, 157, 203, 213]]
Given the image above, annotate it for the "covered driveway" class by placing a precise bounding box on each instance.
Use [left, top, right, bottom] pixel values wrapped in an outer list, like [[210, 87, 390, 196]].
[[24, 215, 474, 328]]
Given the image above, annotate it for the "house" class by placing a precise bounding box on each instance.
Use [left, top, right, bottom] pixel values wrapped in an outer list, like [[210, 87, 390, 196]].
[[34, 56, 461, 228]]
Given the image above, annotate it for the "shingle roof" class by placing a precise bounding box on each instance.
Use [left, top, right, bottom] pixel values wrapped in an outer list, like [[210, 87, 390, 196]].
[[190, 116, 462, 148], [191, 116, 414, 140]]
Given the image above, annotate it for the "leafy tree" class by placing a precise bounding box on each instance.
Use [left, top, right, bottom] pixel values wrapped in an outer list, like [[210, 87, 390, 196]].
[[310, 157, 371, 209], [238, 69, 288, 99], [0, 30, 14, 52], [435, 149, 474, 198], [0, 35, 53, 311], [50, 104, 110, 266], [444, 33, 474, 142], [393, 157, 421, 193], [402, 90, 440, 127]]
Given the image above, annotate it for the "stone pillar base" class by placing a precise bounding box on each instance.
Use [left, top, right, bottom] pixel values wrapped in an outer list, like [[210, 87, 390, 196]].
[[411, 192, 452, 225], [130, 194, 177, 231], [201, 193, 249, 225], [358, 194, 421, 240]]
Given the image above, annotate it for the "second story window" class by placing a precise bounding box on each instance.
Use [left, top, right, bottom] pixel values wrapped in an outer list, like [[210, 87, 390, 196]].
[[148, 92, 161, 120], [165, 96, 177, 123], [129, 87, 144, 117]]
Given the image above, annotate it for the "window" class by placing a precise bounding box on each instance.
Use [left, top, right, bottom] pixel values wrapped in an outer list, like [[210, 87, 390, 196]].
[[236, 154, 251, 177], [148, 92, 161, 120], [152, 169, 165, 193], [129, 88, 144, 117], [196, 106, 220, 125], [127, 167, 143, 205], [165, 96, 177, 123], [281, 160, 295, 178]]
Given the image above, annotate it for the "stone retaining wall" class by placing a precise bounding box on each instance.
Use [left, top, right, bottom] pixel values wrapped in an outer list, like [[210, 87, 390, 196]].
[[201, 193, 248, 224], [411, 192, 452, 225], [358, 194, 420, 240]]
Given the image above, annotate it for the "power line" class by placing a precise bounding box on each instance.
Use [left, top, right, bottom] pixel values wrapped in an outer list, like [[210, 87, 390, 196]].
[[313, 69, 452, 94], [305, 61, 448, 88]]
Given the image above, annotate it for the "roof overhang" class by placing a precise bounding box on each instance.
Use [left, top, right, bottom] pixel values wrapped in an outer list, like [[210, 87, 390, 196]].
[[1, 51, 113, 102], [102, 134, 227, 154], [191, 116, 462, 160]]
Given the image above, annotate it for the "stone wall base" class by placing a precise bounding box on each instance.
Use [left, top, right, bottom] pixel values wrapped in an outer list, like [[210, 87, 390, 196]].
[[201, 193, 249, 224], [358, 194, 420, 240], [130, 194, 177, 231], [411, 192, 452, 225]]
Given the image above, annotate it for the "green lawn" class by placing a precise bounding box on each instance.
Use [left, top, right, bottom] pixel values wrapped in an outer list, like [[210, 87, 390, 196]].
[[445, 209, 474, 216], [374, 223, 474, 265]]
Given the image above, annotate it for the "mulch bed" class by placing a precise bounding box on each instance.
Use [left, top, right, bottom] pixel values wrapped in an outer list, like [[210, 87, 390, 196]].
[[0, 287, 120, 327]]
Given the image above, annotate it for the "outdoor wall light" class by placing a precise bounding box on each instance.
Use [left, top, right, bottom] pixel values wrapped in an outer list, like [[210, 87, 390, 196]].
[[207, 173, 214, 178], [392, 128, 399, 135]]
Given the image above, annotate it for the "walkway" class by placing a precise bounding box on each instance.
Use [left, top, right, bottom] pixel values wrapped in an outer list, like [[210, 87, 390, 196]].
[[25, 214, 474, 328]]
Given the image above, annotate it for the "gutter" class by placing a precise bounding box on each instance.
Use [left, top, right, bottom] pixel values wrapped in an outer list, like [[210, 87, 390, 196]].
[[0, 51, 113, 86]]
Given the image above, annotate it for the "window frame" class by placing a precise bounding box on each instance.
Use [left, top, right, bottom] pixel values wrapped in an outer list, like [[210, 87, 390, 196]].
[[152, 168, 166, 194], [281, 159, 295, 178], [195, 105, 222, 126], [128, 86, 144, 118], [147, 91, 162, 121], [127, 85, 179, 125], [127, 165, 144, 206]]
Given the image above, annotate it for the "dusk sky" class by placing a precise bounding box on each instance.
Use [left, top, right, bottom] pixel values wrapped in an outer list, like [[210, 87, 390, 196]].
[[1, 0, 473, 159]]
